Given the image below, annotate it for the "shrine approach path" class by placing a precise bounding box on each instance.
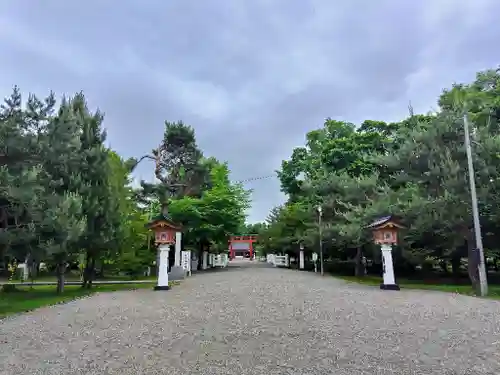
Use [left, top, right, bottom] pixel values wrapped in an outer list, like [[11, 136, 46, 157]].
[[1, 260, 500, 375]]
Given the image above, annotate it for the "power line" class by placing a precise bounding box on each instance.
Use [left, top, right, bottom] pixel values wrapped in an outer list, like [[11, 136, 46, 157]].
[[234, 174, 277, 184]]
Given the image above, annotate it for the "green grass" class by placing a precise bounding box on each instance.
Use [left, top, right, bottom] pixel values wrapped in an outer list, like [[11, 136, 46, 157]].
[[334, 275, 500, 299], [0, 274, 159, 283], [0, 281, 180, 319]]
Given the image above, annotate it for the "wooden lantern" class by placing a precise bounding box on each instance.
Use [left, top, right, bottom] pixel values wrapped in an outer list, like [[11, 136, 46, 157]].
[[145, 214, 182, 245], [366, 216, 405, 245]]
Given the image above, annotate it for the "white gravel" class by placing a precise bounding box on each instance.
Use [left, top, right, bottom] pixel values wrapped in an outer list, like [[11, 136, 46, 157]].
[[1, 262, 500, 374]]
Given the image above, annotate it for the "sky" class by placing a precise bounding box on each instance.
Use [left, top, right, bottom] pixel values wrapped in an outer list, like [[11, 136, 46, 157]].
[[1, 0, 499, 223]]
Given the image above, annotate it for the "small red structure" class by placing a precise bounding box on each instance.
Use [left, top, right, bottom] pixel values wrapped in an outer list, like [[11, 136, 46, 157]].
[[146, 213, 182, 245], [366, 216, 404, 245], [229, 235, 257, 259]]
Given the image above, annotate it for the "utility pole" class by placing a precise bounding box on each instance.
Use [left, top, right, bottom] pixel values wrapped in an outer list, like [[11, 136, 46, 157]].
[[317, 205, 324, 276], [463, 112, 488, 296], [150, 147, 161, 277]]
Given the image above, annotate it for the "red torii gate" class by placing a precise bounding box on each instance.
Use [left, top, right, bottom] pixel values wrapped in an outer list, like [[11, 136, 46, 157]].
[[229, 235, 257, 260]]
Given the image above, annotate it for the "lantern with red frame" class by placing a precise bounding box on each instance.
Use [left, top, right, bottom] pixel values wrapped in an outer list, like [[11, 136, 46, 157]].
[[366, 216, 405, 245], [145, 213, 182, 245]]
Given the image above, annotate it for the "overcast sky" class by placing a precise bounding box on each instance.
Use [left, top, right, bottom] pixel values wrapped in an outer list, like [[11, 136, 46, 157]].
[[1, 0, 499, 223]]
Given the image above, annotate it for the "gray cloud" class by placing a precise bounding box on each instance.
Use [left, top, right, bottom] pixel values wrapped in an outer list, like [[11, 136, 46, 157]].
[[1, 0, 499, 222]]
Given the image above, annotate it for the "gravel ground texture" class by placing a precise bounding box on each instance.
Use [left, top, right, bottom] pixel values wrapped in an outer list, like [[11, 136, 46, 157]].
[[1, 260, 500, 375]]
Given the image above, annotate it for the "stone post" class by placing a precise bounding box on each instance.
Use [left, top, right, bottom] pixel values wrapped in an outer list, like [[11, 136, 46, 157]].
[[174, 231, 182, 267], [299, 250, 305, 270], [202, 251, 208, 270], [154, 244, 170, 291], [181, 250, 192, 276], [168, 231, 185, 280], [380, 244, 399, 290]]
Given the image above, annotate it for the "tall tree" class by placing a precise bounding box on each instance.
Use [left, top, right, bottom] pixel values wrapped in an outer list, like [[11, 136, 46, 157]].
[[40, 96, 88, 292], [68, 94, 112, 288], [0, 88, 49, 273], [138, 121, 211, 214]]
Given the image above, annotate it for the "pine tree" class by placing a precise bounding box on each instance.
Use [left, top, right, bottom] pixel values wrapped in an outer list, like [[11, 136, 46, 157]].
[[139, 121, 211, 215], [0, 88, 51, 276], [69, 93, 114, 288], [39, 96, 86, 292]]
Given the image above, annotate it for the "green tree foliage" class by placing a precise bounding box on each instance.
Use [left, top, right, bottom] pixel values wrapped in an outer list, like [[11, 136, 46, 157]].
[[0, 88, 49, 269], [139, 121, 211, 210], [100, 151, 153, 278], [40, 96, 88, 292], [0, 85, 251, 290], [277, 118, 394, 201], [68, 95, 115, 288], [168, 159, 251, 261], [135, 120, 251, 264], [0, 89, 88, 292], [263, 67, 500, 293]]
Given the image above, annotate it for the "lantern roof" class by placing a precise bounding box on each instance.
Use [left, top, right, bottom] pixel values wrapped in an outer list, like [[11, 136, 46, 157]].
[[365, 215, 405, 230], [145, 213, 182, 230]]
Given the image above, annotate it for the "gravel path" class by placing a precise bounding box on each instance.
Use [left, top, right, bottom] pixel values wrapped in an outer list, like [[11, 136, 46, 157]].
[[1, 261, 500, 374]]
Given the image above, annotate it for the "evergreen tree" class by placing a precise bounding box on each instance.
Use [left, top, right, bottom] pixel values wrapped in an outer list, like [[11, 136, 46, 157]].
[[139, 121, 211, 214], [69, 94, 114, 288], [0, 88, 52, 276], [39, 97, 86, 292]]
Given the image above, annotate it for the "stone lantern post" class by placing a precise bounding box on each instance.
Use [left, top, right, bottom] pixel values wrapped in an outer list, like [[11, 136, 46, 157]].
[[146, 213, 182, 291], [366, 215, 405, 291]]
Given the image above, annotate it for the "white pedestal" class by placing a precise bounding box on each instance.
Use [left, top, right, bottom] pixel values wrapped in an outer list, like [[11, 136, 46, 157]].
[[154, 244, 170, 291], [380, 244, 399, 290], [202, 251, 208, 270], [174, 231, 182, 266], [299, 251, 304, 270]]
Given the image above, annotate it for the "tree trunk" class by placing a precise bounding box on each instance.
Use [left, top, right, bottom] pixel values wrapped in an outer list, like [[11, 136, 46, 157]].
[[451, 252, 461, 278], [440, 260, 448, 274], [354, 246, 365, 277], [466, 231, 480, 294], [56, 261, 65, 294], [29, 258, 37, 286], [82, 256, 90, 288], [161, 203, 169, 217], [82, 252, 96, 289], [98, 262, 105, 279], [87, 257, 96, 289], [198, 242, 203, 271]]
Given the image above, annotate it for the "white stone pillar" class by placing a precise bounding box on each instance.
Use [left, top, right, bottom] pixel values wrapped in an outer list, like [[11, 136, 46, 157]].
[[202, 251, 208, 270], [285, 254, 290, 267], [174, 231, 182, 267], [181, 250, 192, 276], [380, 244, 399, 290], [154, 244, 170, 291], [299, 250, 305, 270], [17, 263, 28, 282]]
